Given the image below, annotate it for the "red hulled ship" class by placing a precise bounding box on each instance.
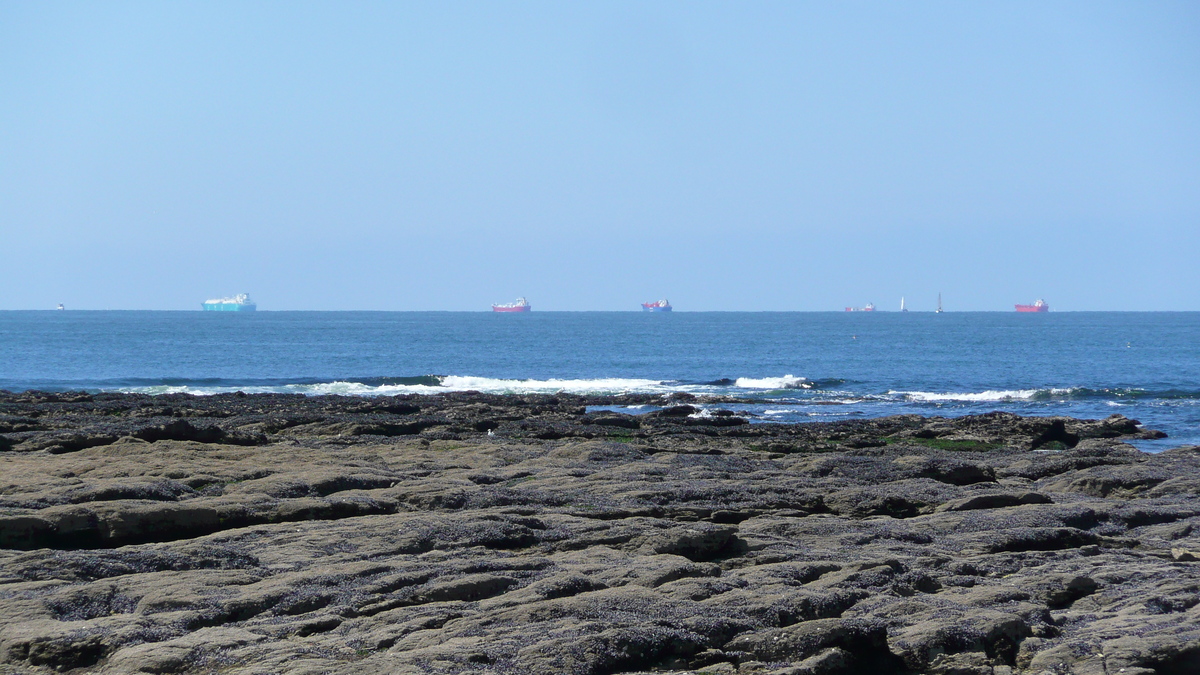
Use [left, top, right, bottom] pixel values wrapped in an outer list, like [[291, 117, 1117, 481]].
[[641, 299, 672, 312], [1015, 299, 1049, 313], [492, 297, 531, 312], [845, 303, 876, 312]]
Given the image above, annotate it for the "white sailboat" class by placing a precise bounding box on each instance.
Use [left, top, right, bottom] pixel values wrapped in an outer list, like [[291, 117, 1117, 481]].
[[900, 297, 907, 312], [936, 293, 943, 313]]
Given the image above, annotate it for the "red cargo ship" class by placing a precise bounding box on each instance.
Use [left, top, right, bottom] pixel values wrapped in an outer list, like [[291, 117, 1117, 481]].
[[641, 299, 672, 312], [1015, 299, 1049, 313], [492, 297, 531, 312]]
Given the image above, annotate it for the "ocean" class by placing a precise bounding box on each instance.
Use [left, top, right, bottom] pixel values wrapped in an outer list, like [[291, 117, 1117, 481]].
[[2, 311, 1197, 451]]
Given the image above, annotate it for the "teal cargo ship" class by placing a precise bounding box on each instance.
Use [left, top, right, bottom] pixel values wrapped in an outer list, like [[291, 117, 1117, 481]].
[[202, 293, 257, 311]]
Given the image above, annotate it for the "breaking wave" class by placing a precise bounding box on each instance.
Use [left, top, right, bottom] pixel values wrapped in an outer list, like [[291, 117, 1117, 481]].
[[89, 373, 848, 397], [893, 389, 1052, 402], [22, 377, 1199, 407], [735, 375, 811, 389], [733, 375, 845, 390], [115, 376, 674, 397], [889, 387, 1200, 403]]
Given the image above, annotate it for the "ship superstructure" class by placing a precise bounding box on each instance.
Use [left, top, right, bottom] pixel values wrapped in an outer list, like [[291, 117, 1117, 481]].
[[202, 293, 257, 311]]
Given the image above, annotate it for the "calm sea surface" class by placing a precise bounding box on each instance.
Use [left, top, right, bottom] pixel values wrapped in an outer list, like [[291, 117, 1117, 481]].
[[2, 311, 1197, 450]]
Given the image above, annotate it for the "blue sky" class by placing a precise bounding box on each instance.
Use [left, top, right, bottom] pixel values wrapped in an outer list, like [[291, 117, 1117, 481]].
[[2, 1, 1197, 310]]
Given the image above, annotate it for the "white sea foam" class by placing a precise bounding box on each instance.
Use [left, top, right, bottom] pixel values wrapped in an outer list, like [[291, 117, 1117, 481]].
[[892, 389, 1064, 402], [437, 376, 667, 394], [121, 385, 208, 396], [734, 375, 809, 389], [114, 373, 833, 397], [119, 376, 684, 397], [287, 381, 447, 396]]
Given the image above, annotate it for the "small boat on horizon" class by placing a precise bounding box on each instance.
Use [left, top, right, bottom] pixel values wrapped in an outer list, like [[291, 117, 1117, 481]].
[[900, 297, 907, 312], [202, 293, 257, 311], [642, 299, 672, 312], [493, 297, 531, 313], [845, 303, 875, 312], [936, 293, 944, 313], [1015, 299, 1049, 313], [56, 303, 65, 311]]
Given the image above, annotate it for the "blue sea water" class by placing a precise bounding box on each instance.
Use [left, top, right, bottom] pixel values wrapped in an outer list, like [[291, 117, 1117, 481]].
[[1, 311, 1198, 451]]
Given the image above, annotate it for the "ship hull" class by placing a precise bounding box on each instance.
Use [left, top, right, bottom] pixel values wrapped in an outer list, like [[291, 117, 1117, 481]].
[[1014, 305, 1049, 313], [642, 305, 672, 312], [492, 306, 531, 313], [202, 303, 256, 311]]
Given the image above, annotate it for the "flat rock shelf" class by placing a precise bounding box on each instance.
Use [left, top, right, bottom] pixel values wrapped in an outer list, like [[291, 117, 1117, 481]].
[[1, 391, 1198, 675]]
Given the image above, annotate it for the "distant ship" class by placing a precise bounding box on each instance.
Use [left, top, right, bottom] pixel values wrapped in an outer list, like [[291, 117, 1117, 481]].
[[845, 303, 875, 312], [202, 293, 257, 311], [900, 297, 907, 312], [936, 293, 944, 313], [493, 297, 531, 313], [642, 299, 672, 312], [1015, 299, 1049, 313], [56, 303, 65, 311]]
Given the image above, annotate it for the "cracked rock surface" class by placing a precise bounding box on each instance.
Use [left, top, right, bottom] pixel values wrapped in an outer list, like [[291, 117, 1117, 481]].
[[0, 391, 1198, 674]]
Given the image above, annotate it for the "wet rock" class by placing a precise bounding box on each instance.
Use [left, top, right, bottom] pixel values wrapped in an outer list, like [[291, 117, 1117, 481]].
[[41, 435, 120, 454], [1170, 547, 1198, 562], [891, 454, 997, 485], [0, 392, 1192, 674], [580, 413, 641, 429], [724, 618, 901, 669], [936, 492, 1052, 512]]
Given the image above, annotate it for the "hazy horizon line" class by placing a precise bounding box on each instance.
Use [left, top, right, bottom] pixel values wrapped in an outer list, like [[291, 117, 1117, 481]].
[[4, 309, 1197, 314]]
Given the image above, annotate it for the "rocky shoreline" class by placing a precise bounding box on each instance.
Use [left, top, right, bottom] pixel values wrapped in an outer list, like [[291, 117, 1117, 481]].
[[1, 391, 1198, 674]]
